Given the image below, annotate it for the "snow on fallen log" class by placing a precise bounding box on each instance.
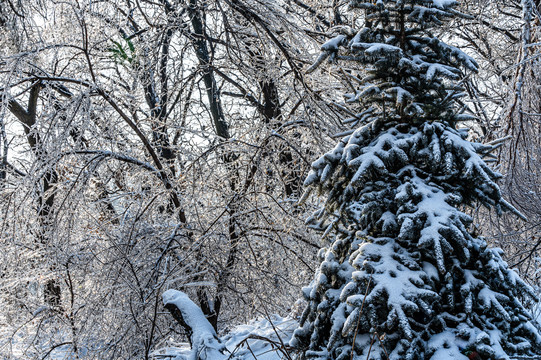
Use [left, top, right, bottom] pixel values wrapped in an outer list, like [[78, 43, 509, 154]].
[[163, 289, 226, 360]]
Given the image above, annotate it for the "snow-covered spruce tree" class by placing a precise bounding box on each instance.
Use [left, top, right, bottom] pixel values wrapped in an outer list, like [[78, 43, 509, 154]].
[[291, 1, 541, 360]]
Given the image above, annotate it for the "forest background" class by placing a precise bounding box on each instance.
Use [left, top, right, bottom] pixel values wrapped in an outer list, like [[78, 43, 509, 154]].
[[0, 0, 540, 358]]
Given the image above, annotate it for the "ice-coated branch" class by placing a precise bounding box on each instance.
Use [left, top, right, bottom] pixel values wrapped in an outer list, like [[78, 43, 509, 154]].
[[162, 290, 226, 360]]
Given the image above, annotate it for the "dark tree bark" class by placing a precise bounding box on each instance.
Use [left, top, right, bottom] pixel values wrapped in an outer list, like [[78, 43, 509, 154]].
[[8, 82, 61, 307], [188, 0, 238, 330]]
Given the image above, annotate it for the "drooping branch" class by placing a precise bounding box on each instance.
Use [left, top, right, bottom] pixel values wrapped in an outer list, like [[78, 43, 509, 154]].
[[162, 290, 225, 360], [9, 75, 188, 224]]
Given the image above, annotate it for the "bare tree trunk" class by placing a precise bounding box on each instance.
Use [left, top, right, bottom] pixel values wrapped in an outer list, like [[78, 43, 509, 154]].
[[188, 0, 239, 330], [8, 82, 61, 307]]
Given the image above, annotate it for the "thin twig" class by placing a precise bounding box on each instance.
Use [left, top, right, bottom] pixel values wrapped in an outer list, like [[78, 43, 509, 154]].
[[365, 332, 376, 360], [351, 274, 373, 360], [375, 332, 390, 360]]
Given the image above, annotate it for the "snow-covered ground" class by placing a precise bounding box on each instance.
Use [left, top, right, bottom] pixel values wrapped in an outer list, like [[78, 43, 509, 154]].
[[151, 314, 298, 360], [1, 311, 297, 360]]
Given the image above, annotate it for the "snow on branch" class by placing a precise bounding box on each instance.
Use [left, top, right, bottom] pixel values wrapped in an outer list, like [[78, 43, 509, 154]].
[[163, 290, 226, 360]]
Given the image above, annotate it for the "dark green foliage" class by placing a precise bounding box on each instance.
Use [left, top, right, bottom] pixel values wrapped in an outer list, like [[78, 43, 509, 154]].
[[109, 38, 136, 64]]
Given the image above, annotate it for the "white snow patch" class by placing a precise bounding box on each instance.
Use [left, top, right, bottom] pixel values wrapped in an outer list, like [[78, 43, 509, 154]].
[[431, 0, 457, 9]]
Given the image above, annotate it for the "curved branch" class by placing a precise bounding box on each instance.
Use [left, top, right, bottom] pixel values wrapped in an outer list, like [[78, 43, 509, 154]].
[[8, 75, 187, 223]]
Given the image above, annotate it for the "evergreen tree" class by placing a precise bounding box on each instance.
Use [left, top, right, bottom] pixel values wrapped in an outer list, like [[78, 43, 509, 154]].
[[291, 1, 541, 359]]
